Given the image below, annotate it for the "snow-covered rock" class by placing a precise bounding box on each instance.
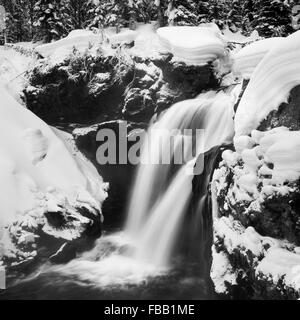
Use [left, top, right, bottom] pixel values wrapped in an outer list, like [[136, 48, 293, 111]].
[[35, 30, 101, 62], [0, 46, 36, 101], [212, 215, 300, 298], [222, 27, 261, 44], [210, 30, 300, 299], [157, 24, 227, 65], [233, 37, 284, 80], [110, 30, 138, 45], [235, 30, 300, 137], [0, 83, 108, 270]]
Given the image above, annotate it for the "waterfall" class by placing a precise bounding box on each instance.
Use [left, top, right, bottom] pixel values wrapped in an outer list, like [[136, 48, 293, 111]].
[[36, 90, 235, 289], [126, 90, 234, 268]]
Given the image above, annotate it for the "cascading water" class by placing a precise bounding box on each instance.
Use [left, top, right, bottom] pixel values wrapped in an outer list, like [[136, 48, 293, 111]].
[[11, 90, 235, 296], [126, 90, 234, 268]]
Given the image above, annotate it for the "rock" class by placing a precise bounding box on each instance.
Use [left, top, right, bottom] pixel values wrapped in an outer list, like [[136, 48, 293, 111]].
[[210, 84, 300, 299], [24, 49, 217, 125], [259, 85, 300, 132], [73, 120, 147, 229], [123, 88, 154, 121], [191, 145, 230, 283]]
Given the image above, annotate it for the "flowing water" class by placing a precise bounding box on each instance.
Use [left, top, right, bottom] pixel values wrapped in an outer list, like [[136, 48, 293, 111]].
[[1, 91, 234, 300]]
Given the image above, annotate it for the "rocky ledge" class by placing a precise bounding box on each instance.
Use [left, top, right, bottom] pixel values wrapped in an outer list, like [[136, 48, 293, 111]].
[[23, 47, 217, 125]]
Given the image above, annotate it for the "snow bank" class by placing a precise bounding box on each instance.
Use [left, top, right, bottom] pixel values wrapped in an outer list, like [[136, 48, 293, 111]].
[[256, 248, 300, 291], [131, 23, 161, 57], [0, 47, 36, 100], [233, 37, 284, 79], [235, 30, 300, 137], [0, 83, 107, 225], [258, 128, 300, 184], [222, 27, 260, 44], [210, 247, 237, 294], [215, 127, 300, 208], [35, 30, 101, 61], [157, 25, 227, 65], [212, 216, 300, 294], [110, 30, 137, 45]]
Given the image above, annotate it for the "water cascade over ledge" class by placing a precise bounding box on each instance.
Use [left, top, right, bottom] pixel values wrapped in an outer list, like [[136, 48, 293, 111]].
[[126, 90, 235, 268], [15, 90, 235, 291]]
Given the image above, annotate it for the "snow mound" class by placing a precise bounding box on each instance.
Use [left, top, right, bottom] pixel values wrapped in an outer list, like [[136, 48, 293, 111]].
[[157, 25, 227, 65], [110, 30, 138, 45], [212, 216, 300, 294], [0, 83, 107, 225], [233, 37, 284, 79], [222, 27, 260, 44], [35, 30, 101, 61], [256, 248, 300, 291], [235, 30, 300, 137], [0, 47, 36, 100]]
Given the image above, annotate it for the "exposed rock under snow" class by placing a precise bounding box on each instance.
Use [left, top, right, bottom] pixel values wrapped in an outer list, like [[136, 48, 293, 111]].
[[256, 248, 300, 291], [212, 215, 300, 296]]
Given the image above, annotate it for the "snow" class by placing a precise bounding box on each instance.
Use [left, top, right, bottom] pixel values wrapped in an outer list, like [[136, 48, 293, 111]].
[[213, 127, 300, 219], [233, 37, 284, 79], [211, 247, 237, 294], [256, 248, 300, 291], [131, 23, 162, 57], [213, 215, 300, 293], [0, 46, 36, 100], [258, 128, 300, 184], [110, 30, 137, 45], [222, 27, 260, 44], [0, 83, 107, 227], [35, 25, 153, 64], [235, 30, 300, 137], [0, 78, 107, 267], [157, 24, 227, 65], [35, 30, 102, 62], [214, 216, 269, 257]]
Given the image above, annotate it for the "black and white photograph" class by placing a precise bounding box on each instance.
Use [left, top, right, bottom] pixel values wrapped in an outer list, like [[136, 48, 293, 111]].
[[0, 0, 300, 302]]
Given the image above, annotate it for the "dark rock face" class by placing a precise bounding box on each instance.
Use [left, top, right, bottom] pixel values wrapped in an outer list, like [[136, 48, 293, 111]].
[[151, 55, 218, 114], [36, 51, 215, 230], [24, 53, 132, 124], [259, 85, 300, 132], [190, 146, 230, 278], [73, 121, 146, 230], [24, 51, 217, 126]]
